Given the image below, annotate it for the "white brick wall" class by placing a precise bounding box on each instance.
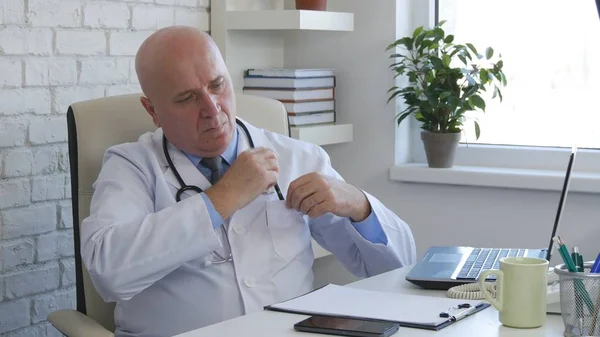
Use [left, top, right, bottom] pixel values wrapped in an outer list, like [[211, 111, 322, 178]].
[[0, 28, 53, 55], [132, 5, 175, 30], [84, 2, 130, 29], [0, 0, 25, 25], [0, 0, 210, 335]]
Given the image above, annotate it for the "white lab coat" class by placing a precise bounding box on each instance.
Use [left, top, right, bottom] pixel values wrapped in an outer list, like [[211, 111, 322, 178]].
[[80, 119, 417, 337]]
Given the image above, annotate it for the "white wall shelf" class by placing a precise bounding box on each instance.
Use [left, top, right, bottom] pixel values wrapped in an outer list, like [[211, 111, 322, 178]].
[[290, 124, 353, 146], [226, 10, 354, 31]]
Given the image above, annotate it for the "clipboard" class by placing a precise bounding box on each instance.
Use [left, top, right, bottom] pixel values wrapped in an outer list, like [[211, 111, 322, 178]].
[[264, 284, 491, 331]]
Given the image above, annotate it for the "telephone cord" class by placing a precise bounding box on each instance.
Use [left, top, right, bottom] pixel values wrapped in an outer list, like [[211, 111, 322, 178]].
[[447, 282, 497, 300]]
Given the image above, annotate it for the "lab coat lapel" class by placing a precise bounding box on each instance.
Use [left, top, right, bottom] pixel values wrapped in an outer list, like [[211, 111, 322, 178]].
[[153, 129, 212, 199]]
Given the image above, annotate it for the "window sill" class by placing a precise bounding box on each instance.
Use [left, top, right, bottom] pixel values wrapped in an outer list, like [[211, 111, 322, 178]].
[[389, 163, 600, 193]]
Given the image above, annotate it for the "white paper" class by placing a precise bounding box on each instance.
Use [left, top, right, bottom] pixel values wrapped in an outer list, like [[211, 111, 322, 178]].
[[268, 284, 485, 326]]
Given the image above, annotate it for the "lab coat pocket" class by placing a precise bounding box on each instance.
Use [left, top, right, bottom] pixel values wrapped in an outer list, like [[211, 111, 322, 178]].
[[266, 200, 311, 261]]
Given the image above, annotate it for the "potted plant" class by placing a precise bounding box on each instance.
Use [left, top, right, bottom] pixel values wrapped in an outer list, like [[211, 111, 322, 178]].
[[295, 0, 327, 11], [386, 21, 507, 168]]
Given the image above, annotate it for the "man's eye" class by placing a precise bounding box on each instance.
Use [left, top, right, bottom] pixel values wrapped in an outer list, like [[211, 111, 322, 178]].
[[178, 95, 193, 103], [213, 82, 225, 90]]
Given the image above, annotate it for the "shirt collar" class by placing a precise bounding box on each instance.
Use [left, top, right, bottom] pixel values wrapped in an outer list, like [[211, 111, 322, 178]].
[[183, 126, 239, 167]]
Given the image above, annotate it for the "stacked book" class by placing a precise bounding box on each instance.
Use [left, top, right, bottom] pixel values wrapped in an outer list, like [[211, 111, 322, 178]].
[[242, 68, 336, 128]]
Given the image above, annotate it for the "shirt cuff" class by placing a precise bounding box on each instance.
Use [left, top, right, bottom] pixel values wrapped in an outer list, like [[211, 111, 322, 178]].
[[200, 193, 224, 230], [351, 211, 388, 245]]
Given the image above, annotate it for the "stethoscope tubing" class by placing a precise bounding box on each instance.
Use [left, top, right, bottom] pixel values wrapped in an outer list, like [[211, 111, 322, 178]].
[[162, 118, 284, 202]]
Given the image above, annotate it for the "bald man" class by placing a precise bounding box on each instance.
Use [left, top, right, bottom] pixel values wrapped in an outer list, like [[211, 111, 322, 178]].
[[80, 26, 416, 337]]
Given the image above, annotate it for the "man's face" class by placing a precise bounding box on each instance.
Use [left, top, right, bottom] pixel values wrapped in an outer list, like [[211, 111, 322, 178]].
[[141, 47, 236, 158]]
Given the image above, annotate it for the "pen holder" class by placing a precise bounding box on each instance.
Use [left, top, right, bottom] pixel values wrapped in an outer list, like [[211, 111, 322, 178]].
[[554, 262, 600, 337]]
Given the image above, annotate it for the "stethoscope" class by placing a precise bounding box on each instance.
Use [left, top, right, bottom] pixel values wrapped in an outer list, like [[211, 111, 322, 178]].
[[162, 118, 285, 265]]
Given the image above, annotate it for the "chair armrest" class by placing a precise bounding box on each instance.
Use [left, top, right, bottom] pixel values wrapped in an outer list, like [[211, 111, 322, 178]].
[[48, 309, 114, 337]]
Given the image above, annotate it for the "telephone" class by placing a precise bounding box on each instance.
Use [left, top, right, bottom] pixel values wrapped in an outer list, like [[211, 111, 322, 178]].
[[447, 268, 562, 314]]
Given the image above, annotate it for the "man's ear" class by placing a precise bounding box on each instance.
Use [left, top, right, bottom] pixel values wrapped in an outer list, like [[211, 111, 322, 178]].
[[140, 96, 160, 127]]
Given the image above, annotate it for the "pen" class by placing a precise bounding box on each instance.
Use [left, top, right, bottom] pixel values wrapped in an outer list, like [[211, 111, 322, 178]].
[[572, 247, 584, 272], [554, 237, 577, 272], [450, 305, 477, 321], [591, 252, 600, 274], [554, 236, 595, 313], [571, 246, 584, 320]]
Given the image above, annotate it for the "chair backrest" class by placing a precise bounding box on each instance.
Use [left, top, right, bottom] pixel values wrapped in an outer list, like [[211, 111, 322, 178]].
[[67, 93, 289, 331]]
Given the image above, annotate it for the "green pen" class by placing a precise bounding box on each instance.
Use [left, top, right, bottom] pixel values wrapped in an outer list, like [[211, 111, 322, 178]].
[[555, 237, 595, 312], [556, 237, 578, 272], [572, 247, 584, 272]]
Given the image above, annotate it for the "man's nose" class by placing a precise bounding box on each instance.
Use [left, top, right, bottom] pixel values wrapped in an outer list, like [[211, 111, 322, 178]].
[[199, 93, 220, 117]]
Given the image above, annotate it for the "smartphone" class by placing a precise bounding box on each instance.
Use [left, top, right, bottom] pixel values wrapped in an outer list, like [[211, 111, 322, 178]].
[[293, 315, 400, 337]]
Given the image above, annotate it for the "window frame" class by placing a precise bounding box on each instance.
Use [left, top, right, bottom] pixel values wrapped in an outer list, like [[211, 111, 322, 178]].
[[391, 0, 600, 193]]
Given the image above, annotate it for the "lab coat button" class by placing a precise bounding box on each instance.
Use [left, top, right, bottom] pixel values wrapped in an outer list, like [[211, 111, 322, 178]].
[[233, 225, 246, 234], [244, 277, 256, 288]]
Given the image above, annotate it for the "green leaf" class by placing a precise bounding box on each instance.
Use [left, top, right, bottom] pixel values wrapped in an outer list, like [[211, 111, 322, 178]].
[[414, 33, 426, 49], [444, 35, 454, 44], [442, 54, 451, 67], [485, 47, 494, 59], [469, 95, 486, 111], [393, 66, 406, 74], [479, 69, 488, 83], [500, 72, 507, 86], [430, 56, 443, 69], [413, 26, 424, 38], [458, 54, 467, 65], [418, 40, 432, 53], [497, 60, 503, 69], [433, 27, 445, 39], [396, 37, 413, 51], [388, 53, 407, 59], [466, 43, 477, 55], [474, 121, 481, 139], [386, 90, 404, 104], [439, 91, 452, 99], [449, 45, 465, 57], [396, 110, 413, 126], [438, 20, 447, 26], [387, 86, 399, 93]]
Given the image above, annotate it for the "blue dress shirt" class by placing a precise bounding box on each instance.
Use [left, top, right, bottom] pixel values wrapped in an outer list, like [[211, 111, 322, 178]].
[[183, 129, 387, 245]]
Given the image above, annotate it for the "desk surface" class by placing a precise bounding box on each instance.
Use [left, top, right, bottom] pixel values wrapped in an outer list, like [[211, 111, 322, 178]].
[[174, 266, 565, 337]]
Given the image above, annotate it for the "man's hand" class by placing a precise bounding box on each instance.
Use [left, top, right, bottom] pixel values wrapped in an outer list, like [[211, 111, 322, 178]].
[[285, 173, 371, 221], [205, 147, 279, 219]]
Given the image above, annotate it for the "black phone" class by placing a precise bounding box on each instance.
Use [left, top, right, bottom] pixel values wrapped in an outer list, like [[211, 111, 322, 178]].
[[293, 315, 400, 337]]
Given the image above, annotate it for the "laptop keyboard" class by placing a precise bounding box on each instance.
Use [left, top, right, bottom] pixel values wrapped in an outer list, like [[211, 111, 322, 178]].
[[456, 248, 526, 280]]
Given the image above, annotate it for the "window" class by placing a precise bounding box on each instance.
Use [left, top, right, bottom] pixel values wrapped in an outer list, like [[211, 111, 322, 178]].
[[436, 0, 600, 149], [392, 0, 600, 193]]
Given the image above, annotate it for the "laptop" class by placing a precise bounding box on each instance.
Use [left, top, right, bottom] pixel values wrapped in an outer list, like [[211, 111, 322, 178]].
[[405, 147, 576, 290]]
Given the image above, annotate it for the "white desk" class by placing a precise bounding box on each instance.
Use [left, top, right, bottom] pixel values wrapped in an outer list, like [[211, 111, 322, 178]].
[[174, 266, 566, 337]]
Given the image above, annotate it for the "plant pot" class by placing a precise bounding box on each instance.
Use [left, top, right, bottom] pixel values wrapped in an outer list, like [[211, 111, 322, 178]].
[[420, 131, 461, 168], [295, 0, 327, 11]]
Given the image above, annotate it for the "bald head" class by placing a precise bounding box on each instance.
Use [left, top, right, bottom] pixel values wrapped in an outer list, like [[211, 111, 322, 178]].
[[135, 26, 222, 97]]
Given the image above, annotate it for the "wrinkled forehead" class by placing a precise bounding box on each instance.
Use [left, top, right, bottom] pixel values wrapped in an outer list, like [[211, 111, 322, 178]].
[[145, 44, 228, 96]]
